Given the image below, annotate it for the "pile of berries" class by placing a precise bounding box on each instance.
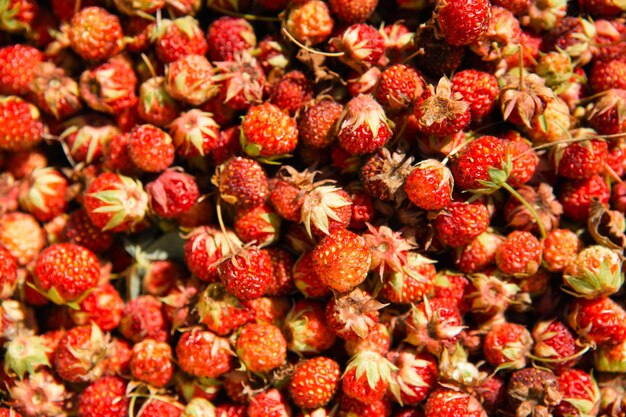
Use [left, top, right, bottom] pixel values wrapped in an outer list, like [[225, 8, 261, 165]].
[[0, 0, 626, 416]]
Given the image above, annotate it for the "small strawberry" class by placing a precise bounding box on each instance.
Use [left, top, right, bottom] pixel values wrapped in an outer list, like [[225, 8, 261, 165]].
[[406, 297, 464, 355], [299, 99, 343, 149], [61, 122, 119, 164], [84, 172, 149, 232], [153, 16, 208, 63], [101, 337, 131, 377], [338, 395, 393, 417], [128, 124, 175, 172], [284, 299, 336, 355], [197, 283, 253, 336], [414, 77, 471, 136], [18, 167, 68, 222], [214, 51, 266, 111], [146, 169, 199, 219], [331, 24, 386, 71], [342, 351, 397, 404], [285, 0, 334, 46], [241, 102, 299, 158], [119, 295, 169, 344], [337, 94, 392, 155], [137, 398, 184, 417], [67, 7, 123, 61], [387, 348, 437, 406], [558, 174, 611, 222], [176, 329, 233, 379], [301, 183, 352, 238], [502, 131, 538, 188], [499, 69, 555, 129], [130, 339, 173, 388], [265, 247, 296, 296], [450, 135, 506, 192], [451, 69, 499, 122], [312, 228, 372, 293], [137, 76, 181, 128], [247, 389, 292, 417], [68, 283, 124, 331], [404, 159, 453, 211], [8, 369, 68, 417], [550, 134, 608, 180], [363, 223, 414, 277], [0, 96, 44, 151], [504, 183, 563, 235], [0, 44, 43, 96], [217, 247, 273, 301], [381, 252, 437, 304], [293, 251, 332, 299], [541, 228, 581, 273], [269, 70, 313, 115], [78, 375, 129, 417], [413, 27, 465, 77], [290, 357, 341, 409], [531, 319, 579, 371], [567, 296, 626, 346], [562, 245, 623, 299], [0, 245, 17, 299], [462, 272, 520, 318], [184, 226, 240, 283], [78, 55, 137, 116], [375, 64, 424, 111], [556, 370, 600, 417], [589, 58, 626, 93], [54, 324, 108, 384], [169, 109, 219, 158], [3, 334, 51, 380], [455, 231, 504, 274], [495, 231, 542, 277], [236, 322, 287, 373], [483, 322, 532, 370], [425, 389, 486, 417], [329, 0, 377, 23], [434, 0, 490, 46], [206, 16, 256, 62], [233, 203, 281, 247], [430, 271, 469, 308], [433, 198, 490, 248], [326, 288, 385, 340], [360, 147, 414, 203], [0, 212, 45, 266], [33, 243, 100, 306], [215, 157, 269, 208], [165, 55, 217, 106]]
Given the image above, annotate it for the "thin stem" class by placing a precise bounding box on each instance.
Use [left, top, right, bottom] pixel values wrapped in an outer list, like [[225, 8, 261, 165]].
[[441, 137, 475, 166], [502, 182, 547, 239], [215, 196, 235, 253], [281, 27, 344, 57]]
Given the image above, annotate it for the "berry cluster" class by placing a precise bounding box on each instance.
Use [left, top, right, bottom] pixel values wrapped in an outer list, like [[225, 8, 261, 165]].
[[0, 0, 625, 417]]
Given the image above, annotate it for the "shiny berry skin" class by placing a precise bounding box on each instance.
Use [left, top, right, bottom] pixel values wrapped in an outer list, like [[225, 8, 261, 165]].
[[451, 69, 499, 122], [130, 339, 174, 388], [68, 7, 123, 61], [78, 376, 129, 417], [433, 199, 490, 248], [176, 330, 234, 379], [299, 99, 343, 149], [0, 44, 43, 96], [450, 136, 506, 191], [218, 248, 273, 301], [236, 322, 287, 373], [495, 231, 542, 277], [128, 124, 175, 173], [217, 157, 269, 208], [435, 0, 491, 46], [559, 174, 611, 222], [241, 103, 298, 157], [289, 356, 340, 409], [0, 96, 44, 151]]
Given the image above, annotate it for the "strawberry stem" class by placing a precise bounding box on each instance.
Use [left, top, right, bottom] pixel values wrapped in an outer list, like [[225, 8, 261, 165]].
[[215, 196, 235, 254], [501, 182, 547, 239], [281, 27, 344, 58]]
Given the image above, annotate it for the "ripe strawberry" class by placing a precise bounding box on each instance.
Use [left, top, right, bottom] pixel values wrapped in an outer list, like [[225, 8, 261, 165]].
[[247, 389, 292, 417], [348, 188, 375, 230], [430, 271, 469, 308], [165, 55, 217, 106], [175, 329, 233, 379], [404, 159, 453, 211], [184, 226, 240, 283], [233, 203, 281, 247], [84, 172, 149, 232], [18, 167, 68, 222], [434, 0, 490, 46], [136, 76, 181, 128], [425, 389, 486, 417], [269, 70, 313, 115], [8, 369, 68, 417], [586, 89, 626, 136], [137, 398, 184, 417], [406, 297, 464, 355], [214, 51, 266, 111], [128, 124, 175, 172], [290, 357, 340, 409], [589, 59, 626, 93], [413, 27, 465, 77], [130, 338, 173, 388], [241, 102, 298, 158], [381, 252, 436, 304], [504, 183, 562, 235], [206, 16, 256, 62], [414, 77, 471, 136], [119, 295, 169, 344], [563, 245, 623, 299], [265, 247, 295, 296], [169, 109, 219, 158], [342, 351, 396, 404], [551, 137, 608, 182], [61, 122, 119, 164], [363, 223, 414, 277], [433, 199, 490, 248], [242, 296, 290, 327], [33, 243, 100, 306], [0, 212, 45, 266], [68, 283, 124, 331], [196, 283, 253, 335], [215, 157, 269, 208], [567, 296, 626, 346], [78, 55, 137, 115], [67, 7, 123, 61], [329, 0, 376, 23], [284, 299, 336, 355], [78, 375, 129, 417], [360, 148, 416, 205], [4, 148, 46, 179], [451, 69, 499, 122], [556, 370, 600, 417], [559, 174, 611, 222], [345, 322, 391, 356], [154, 16, 207, 63], [54, 324, 108, 384], [326, 288, 384, 340], [146, 169, 198, 218], [0, 245, 17, 299], [375, 64, 424, 111], [236, 322, 287, 373], [450, 135, 506, 192], [218, 247, 272, 301], [501, 132, 538, 188], [331, 24, 386, 71], [541, 228, 581, 273], [0, 96, 44, 151], [495, 231, 542, 277], [337, 94, 392, 155], [387, 348, 437, 405], [312, 228, 371, 293], [483, 322, 532, 370], [301, 183, 352, 238], [455, 231, 503, 274], [299, 99, 343, 149], [285, 0, 334, 46], [293, 251, 332, 299], [0, 44, 43, 96], [100, 336, 131, 377], [531, 319, 579, 371]]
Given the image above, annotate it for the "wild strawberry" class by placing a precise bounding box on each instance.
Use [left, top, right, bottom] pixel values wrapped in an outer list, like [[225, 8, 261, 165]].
[[175, 329, 233, 380], [455, 231, 503, 274], [436, 0, 491, 45], [414, 77, 471, 136], [312, 228, 371, 293], [165, 55, 217, 106], [18, 167, 68, 222], [504, 183, 563, 235], [404, 159, 453, 211], [483, 322, 532, 370], [387, 348, 437, 406], [450, 135, 506, 192], [68, 283, 124, 331], [413, 27, 465, 77], [33, 243, 100, 306], [336, 94, 392, 155], [551, 135, 608, 180], [54, 324, 108, 383], [301, 184, 352, 238], [342, 351, 397, 404], [146, 169, 199, 219], [84, 172, 149, 232], [559, 174, 611, 222], [326, 288, 385, 340], [0, 44, 42, 96], [236, 322, 287, 373], [218, 247, 273, 301], [0, 96, 44, 151], [3, 334, 51, 380], [375, 64, 424, 111], [216, 403, 247, 417], [462, 272, 520, 318], [101, 132, 140, 174], [363, 224, 414, 277], [285, 0, 334, 46], [430, 271, 469, 308], [247, 388, 291, 417], [4, 148, 46, 179], [0, 245, 17, 299], [451, 69, 499, 122], [344, 322, 391, 356], [78, 55, 137, 115], [184, 226, 240, 283], [495, 231, 542, 277], [128, 124, 175, 172], [562, 245, 623, 299], [241, 102, 299, 158], [406, 297, 464, 355], [153, 16, 207, 63], [169, 109, 219, 158], [265, 247, 295, 296], [233, 203, 281, 247], [556, 370, 600, 417], [567, 296, 626, 346], [215, 157, 269, 208], [347, 67, 381, 96], [269, 70, 313, 115], [136, 76, 181, 127], [469, 6, 522, 63], [299, 99, 343, 149], [331, 24, 386, 71], [594, 340, 626, 372], [531, 319, 579, 371], [541, 228, 581, 273], [425, 389, 486, 417], [348, 188, 375, 230], [101, 336, 131, 376], [433, 198, 490, 248], [206, 16, 256, 62], [0, 212, 44, 266], [290, 357, 341, 409], [587, 89, 626, 136], [137, 398, 184, 417], [381, 252, 436, 304], [176, 198, 215, 228], [360, 148, 414, 203], [78, 375, 129, 417], [243, 296, 290, 326], [338, 395, 393, 417], [501, 132, 538, 188], [589, 59, 626, 93], [329, 0, 377, 23], [129, 338, 173, 388], [197, 283, 253, 335], [214, 51, 266, 110], [293, 251, 332, 299], [119, 295, 169, 343], [61, 122, 119, 164], [499, 69, 555, 129], [284, 299, 336, 355], [8, 369, 68, 417], [67, 7, 123, 61]]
